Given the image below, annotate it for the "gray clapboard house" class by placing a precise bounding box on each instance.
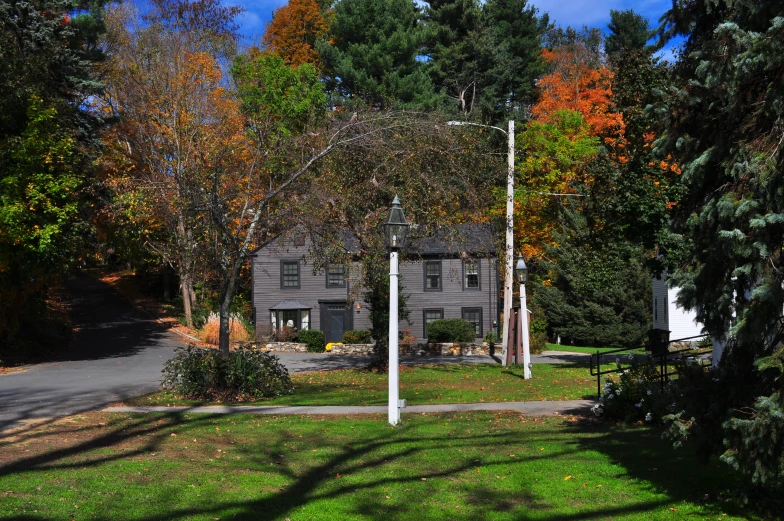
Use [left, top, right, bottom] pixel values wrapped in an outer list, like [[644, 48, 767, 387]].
[[250, 224, 499, 344]]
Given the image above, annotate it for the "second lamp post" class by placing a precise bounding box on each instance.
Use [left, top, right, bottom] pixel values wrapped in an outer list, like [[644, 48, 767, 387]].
[[516, 254, 532, 379], [384, 195, 409, 425]]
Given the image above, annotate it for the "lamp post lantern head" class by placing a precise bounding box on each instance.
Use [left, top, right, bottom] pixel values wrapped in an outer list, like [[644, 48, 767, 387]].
[[384, 195, 409, 250], [515, 254, 527, 284]]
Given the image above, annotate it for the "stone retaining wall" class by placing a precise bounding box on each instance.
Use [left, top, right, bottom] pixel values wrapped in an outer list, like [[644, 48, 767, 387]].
[[234, 341, 494, 356]]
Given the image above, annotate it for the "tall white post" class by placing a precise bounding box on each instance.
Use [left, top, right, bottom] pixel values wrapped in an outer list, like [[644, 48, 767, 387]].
[[501, 120, 515, 366], [388, 250, 400, 425], [521, 281, 532, 379]]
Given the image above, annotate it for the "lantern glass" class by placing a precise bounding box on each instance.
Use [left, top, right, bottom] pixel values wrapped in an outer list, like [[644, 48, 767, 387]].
[[384, 196, 409, 249], [515, 254, 527, 284]]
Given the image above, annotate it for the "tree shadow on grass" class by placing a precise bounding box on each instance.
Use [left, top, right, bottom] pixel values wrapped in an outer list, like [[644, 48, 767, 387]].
[[0, 411, 758, 521], [563, 418, 756, 519]]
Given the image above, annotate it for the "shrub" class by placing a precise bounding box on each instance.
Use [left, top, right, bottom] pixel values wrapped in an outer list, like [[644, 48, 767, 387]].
[[591, 355, 670, 423], [200, 312, 250, 345], [273, 325, 298, 342], [161, 345, 293, 401], [427, 318, 475, 343], [527, 300, 548, 354], [298, 329, 325, 352], [343, 329, 372, 344]]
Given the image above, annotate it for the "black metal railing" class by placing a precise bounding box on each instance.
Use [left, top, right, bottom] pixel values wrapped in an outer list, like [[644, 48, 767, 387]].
[[589, 335, 713, 398]]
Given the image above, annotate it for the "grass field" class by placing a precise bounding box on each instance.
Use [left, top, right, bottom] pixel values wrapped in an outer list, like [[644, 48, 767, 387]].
[[128, 363, 596, 406], [546, 343, 646, 355], [0, 411, 761, 521]]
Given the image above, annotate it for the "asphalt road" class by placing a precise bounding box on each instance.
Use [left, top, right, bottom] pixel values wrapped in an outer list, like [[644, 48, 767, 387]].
[[0, 275, 589, 431], [0, 275, 182, 431]]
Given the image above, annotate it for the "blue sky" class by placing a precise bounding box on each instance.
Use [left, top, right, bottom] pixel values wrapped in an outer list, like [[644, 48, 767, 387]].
[[231, 0, 679, 60]]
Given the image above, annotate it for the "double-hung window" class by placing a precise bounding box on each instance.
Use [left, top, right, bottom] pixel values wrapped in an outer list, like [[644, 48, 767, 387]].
[[423, 309, 444, 337], [461, 308, 483, 338], [281, 261, 300, 289], [463, 259, 480, 290], [424, 261, 441, 291], [326, 263, 346, 288]]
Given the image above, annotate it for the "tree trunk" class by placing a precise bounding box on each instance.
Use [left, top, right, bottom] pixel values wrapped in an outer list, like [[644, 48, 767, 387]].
[[218, 252, 244, 356], [180, 269, 194, 329], [218, 295, 232, 356], [188, 281, 197, 309], [176, 212, 196, 329]]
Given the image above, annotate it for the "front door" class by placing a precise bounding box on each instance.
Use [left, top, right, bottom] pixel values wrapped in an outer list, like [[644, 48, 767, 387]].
[[324, 305, 347, 343]]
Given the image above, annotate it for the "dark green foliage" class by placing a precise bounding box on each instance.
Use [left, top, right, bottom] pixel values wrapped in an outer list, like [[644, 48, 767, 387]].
[[479, 0, 549, 123], [0, 0, 106, 142], [656, 0, 784, 347], [422, 0, 488, 117], [652, 2, 784, 491], [298, 329, 325, 352], [605, 9, 657, 58], [662, 341, 774, 459], [161, 345, 293, 400], [526, 299, 547, 354], [342, 330, 372, 344], [588, 12, 680, 263], [0, 0, 107, 355], [317, 0, 437, 109], [721, 392, 784, 487], [534, 207, 651, 347], [426, 318, 475, 343], [718, 347, 784, 487]]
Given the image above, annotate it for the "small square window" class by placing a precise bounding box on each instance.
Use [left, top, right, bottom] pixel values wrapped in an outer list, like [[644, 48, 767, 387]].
[[464, 260, 480, 290], [326, 264, 346, 288], [462, 307, 482, 338], [281, 261, 300, 289], [423, 308, 444, 337], [424, 261, 441, 291]]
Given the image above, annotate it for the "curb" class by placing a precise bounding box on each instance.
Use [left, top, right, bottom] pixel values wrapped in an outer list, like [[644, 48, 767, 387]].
[[103, 399, 596, 417]]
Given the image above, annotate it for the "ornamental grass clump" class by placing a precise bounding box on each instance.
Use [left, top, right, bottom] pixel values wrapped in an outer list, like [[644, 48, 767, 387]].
[[200, 312, 250, 345], [161, 345, 293, 401], [592, 355, 671, 423]]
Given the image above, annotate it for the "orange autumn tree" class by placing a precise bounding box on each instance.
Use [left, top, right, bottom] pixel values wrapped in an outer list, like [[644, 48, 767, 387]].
[[507, 29, 625, 260], [262, 0, 329, 67], [100, 2, 249, 328], [533, 29, 623, 141]]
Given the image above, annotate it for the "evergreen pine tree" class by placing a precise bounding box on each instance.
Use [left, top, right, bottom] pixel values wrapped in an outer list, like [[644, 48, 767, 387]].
[[317, 0, 438, 109], [422, 0, 488, 117], [480, 0, 549, 124]]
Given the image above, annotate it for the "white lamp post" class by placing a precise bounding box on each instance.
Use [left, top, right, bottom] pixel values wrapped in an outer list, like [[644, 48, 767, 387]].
[[384, 195, 409, 425], [515, 254, 532, 379], [447, 120, 515, 366]]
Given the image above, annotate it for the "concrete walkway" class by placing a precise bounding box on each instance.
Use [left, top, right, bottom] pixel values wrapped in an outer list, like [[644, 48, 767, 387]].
[[104, 399, 595, 417]]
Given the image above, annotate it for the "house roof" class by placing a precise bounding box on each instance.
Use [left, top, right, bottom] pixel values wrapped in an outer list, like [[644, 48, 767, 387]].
[[270, 299, 311, 310], [251, 223, 496, 257], [405, 223, 496, 256]]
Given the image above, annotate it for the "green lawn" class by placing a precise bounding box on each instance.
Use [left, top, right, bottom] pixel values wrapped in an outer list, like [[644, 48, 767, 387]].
[[129, 363, 596, 406], [0, 411, 761, 520], [545, 343, 645, 355]]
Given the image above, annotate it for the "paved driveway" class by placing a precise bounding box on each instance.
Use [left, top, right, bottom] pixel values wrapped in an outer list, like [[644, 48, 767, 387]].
[[0, 276, 183, 431], [0, 275, 589, 431]]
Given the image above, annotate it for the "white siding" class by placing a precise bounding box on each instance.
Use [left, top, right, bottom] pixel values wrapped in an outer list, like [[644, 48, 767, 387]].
[[667, 288, 703, 339], [651, 273, 704, 339]]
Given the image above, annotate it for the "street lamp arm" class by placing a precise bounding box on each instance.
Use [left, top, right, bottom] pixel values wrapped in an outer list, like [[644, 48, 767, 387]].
[[446, 120, 508, 136]]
